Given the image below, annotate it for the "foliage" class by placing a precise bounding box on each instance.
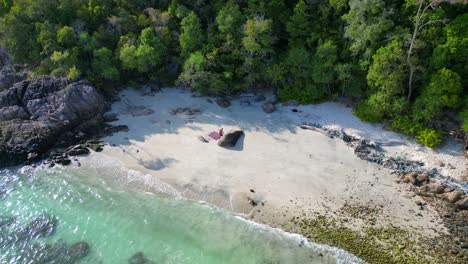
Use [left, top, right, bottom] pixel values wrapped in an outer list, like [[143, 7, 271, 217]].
[[0, 0, 466, 148], [416, 128, 443, 149]]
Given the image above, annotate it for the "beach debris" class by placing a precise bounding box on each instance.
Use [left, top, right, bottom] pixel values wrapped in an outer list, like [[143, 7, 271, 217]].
[[170, 107, 201, 116], [218, 130, 244, 148], [129, 252, 156, 264], [250, 189, 255, 193], [282, 100, 299, 107], [262, 102, 276, 113], [253, 94, 266, 102], [198, 136, 209, 143], [216, 98, 231, 108]]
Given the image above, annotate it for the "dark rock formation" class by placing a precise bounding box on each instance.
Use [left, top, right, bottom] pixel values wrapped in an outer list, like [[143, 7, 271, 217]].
[[0, 76, 108, 167], [216, 98, 231, 108], [218, 130, 244, 148]]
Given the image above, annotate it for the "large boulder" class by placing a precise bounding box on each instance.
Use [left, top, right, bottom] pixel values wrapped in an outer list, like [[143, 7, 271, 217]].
[[0, 76, 108, 167], [218, 130, 244, 148]]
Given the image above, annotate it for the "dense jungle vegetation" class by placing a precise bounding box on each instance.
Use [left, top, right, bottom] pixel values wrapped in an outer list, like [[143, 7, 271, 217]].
[[0, 0, 467, 147]]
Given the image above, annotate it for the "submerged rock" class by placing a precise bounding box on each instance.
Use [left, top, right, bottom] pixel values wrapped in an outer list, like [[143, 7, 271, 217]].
[[68, 241, 90, 261], [218, 130, 244, 148], [16, 214, 58, 239], [129, 252, 156, 264], [0, 77, 108, 167]]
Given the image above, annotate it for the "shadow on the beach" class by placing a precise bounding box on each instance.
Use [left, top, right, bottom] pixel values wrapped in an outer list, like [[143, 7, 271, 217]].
[[104, 89, 299, 148]]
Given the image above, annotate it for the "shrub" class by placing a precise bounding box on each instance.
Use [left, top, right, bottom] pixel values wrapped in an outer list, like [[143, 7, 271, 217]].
[[416, 128, 443, 149], [354, 101, 383, 123]]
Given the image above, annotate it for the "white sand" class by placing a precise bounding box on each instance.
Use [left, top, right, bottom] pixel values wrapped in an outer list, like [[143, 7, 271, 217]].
[[79, 88, 466, 235]]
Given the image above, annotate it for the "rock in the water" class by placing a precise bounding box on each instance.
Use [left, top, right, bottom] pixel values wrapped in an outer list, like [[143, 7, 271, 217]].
[[0, 77, 107, 167], [253, 94, 266, 102], [262, 102, 276, 113], [282, 100, 299, 107], [16, 214, 57, 239], [68, 241, 90, 261], [216, 98, 231, 108], [218, 130, 244, 148], [129, 252, 155, 264]]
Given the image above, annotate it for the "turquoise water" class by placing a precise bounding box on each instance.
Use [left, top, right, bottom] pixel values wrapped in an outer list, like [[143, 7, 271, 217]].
[[0, 165, 358, 264]]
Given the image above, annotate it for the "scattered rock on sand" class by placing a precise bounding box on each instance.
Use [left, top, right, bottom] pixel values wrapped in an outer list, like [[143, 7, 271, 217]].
[[218, 130, 244, 148], [454, 196, 468, 210], [262, 102, 276, 113], [443, 191, 463, 203], [216, 98, 231, 108], [170, 107, 201, 115], [419, 182, 446, 195]]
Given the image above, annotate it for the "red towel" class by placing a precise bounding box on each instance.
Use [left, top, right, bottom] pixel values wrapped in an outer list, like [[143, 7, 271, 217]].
[[209, 131, 221, 140]]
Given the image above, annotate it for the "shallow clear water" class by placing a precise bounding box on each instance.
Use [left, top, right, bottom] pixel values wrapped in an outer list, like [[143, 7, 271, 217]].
[[0, 165, 358, 264]]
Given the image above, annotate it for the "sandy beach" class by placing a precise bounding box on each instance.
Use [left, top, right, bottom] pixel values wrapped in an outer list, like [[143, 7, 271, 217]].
[[72, 88, 465, 240]]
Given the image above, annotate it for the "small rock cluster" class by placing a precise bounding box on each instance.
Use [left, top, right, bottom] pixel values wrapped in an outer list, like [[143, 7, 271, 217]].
[[301, 122, 467, 211], [170, 107, 202, 116]]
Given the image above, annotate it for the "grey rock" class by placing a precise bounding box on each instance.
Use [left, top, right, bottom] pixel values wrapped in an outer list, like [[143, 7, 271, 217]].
[[0, 77, 107, 167], [218, 130, 244, 148], [216, 98, 231, 108], [262, 102, 276, 113]]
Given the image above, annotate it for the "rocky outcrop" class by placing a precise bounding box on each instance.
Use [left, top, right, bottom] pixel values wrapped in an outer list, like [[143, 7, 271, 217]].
[[0, 76, 108, 167]]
